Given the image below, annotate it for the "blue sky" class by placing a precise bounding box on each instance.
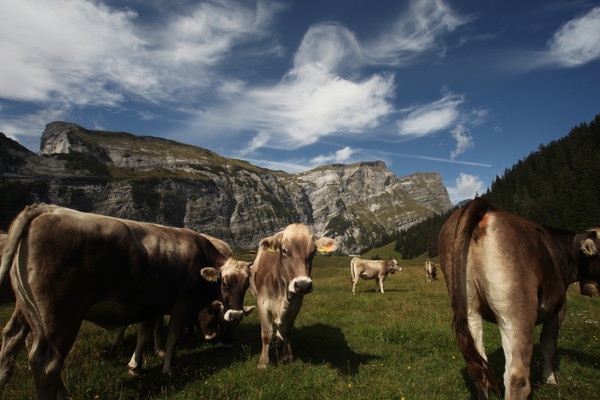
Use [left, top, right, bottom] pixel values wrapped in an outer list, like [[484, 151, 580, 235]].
[[1, 0, 599, 204]]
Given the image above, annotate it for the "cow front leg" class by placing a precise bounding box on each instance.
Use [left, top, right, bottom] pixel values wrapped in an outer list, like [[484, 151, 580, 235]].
[[153, 315, 165, 356], [540, 304, 565, 385], [127, 319, 154, 375], [111, 325, 127, 348], [378, 275, 386, 293], [0, 307, 29, 385], [257, 307, 273, 369], [278, 326, 294, 364]]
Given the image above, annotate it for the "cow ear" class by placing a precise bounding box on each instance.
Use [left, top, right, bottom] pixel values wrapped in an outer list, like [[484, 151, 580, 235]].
[[315, 237, 338, 253], [209, 300, 223, 313], [261, 233, 282, 253], [200, 267, 220, 282], [580, 237, 599, 257]]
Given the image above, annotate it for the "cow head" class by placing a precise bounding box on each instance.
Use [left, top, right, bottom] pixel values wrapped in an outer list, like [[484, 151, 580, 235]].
[[198, 300, 223, 341], [579, 230, 600, 297], [218, 259, 253, 323], [389, 258, 403, 274], [260, 224, 337, 299]]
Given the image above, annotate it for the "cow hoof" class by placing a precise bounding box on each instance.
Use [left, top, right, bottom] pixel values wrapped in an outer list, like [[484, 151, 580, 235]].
[[127, 368, 140, 377]]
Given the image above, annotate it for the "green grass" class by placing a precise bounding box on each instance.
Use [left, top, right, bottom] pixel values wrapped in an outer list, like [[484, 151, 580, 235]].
[[1, 256, 599, 399]]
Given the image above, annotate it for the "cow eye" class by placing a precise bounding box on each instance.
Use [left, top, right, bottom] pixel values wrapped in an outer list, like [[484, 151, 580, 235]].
[[281, 248, 289, 256]]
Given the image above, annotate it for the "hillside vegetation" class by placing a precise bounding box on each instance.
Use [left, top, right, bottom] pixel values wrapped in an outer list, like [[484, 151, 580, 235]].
[[394, 114, 600, 258]]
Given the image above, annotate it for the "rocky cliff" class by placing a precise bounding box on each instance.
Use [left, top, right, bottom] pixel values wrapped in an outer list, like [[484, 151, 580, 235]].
[[0, 122, 453, 253]]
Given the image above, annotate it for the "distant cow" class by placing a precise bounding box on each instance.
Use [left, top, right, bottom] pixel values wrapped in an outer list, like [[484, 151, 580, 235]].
[[424, 259, 437, 282], [438, 197, 600, 400], [0, 204, 228, 400], [250, 223, 337, 369], [350, 257, 402, 294]]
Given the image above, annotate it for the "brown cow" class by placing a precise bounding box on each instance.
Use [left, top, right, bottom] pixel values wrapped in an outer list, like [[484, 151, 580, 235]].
[[424, 259, 437, 282], [438, 197, 600, 400], [350, 257, 402, 294], [0, 204, 227, 400], [250, 223, 337, 369], [121, 233, 255, 373]]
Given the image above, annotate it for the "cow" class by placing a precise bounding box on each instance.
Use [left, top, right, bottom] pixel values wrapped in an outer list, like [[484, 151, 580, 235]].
[[250, 223, 337, 369], [424, 259, 437, 282], [118, 233, 255, 374], [0, 204, 228, 400], [350, 257, 402, 294], [438, 197, 600, 400]]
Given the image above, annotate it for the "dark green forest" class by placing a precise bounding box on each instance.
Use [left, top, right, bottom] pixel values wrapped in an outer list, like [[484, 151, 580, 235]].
[[394, 114, 600, 259]]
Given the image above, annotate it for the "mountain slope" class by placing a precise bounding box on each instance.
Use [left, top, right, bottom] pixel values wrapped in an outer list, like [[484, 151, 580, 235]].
[[0, 121, 453, 252]]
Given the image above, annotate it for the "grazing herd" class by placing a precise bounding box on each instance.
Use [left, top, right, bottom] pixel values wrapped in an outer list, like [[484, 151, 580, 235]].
[[0, 199, 598, 399]]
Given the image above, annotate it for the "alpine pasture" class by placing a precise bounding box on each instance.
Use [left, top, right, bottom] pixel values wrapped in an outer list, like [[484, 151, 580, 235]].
[[1, 254, 598, 399]]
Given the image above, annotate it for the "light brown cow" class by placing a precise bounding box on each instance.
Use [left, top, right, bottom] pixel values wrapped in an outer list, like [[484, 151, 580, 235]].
[[350, 257, 402, 294], [250, 223, 337, 369], [438, 197, 600, 400], [424, 259, 437, 282], [0, 204, 227, 400]]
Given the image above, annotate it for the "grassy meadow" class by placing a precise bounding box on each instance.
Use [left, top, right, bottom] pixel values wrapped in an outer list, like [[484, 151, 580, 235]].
[[1, 254, 599, 399]]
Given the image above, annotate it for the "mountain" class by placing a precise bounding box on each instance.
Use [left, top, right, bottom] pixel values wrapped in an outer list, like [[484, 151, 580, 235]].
[[0, 122, 453, 253]]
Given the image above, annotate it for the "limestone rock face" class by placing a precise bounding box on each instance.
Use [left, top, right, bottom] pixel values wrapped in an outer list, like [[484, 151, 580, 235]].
[[0, 122, 453, 253]]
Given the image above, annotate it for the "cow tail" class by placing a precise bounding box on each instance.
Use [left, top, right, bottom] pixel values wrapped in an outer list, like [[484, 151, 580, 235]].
[[450, 198, 498, 392], [0, 204, 57, 327], [350, 257, 357, 282]]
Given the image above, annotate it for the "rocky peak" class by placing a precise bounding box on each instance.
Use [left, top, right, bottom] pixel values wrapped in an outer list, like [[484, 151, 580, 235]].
[[2, 122, 454, 253]]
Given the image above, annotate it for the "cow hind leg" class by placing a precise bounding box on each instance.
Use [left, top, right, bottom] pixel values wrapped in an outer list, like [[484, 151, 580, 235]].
[[468, 312, 491, 400], [127, 320, 154, 375], [0, 307, 30, 385], [28, 334, 71, 400], [498, 322, 534, 400]]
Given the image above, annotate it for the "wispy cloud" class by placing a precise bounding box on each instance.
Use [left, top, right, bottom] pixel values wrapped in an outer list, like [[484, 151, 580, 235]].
[[364, 0, 471, 66], [397, 93, 464, 137], [545, 6, 600, 67], [0, 0, 283, 141]]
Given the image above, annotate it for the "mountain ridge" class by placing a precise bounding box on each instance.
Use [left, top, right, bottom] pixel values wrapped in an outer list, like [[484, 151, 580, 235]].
[[0, 121, 453, 253]]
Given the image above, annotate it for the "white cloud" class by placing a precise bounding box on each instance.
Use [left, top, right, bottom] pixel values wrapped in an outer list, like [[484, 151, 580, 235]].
[[310, 146, 355, 165], [546, 6, 600, 67], [397, 93, 463, 136], [450, 124, 473, 159], [446, 173, 485, 204], [0, 0, 278, 107], [202, 23, 397, 150], [364, 0, 470, 66]]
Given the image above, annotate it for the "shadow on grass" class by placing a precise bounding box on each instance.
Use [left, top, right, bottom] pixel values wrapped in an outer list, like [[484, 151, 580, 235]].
[[458, 343, 600, 400], [294, 323, 377, 375], [100, 322, 263, 398], [101, 321, 375, 397]]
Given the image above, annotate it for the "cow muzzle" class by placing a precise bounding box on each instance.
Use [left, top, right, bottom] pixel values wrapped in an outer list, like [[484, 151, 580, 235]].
[[224, 309, 244, 322], [288, 277, 313, 297]]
